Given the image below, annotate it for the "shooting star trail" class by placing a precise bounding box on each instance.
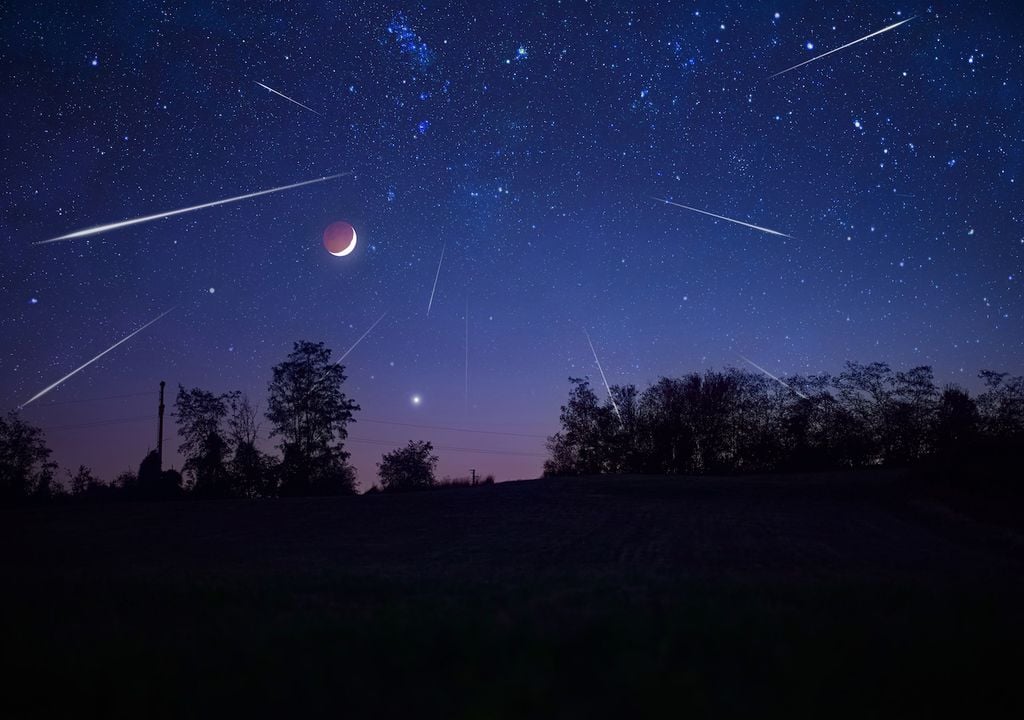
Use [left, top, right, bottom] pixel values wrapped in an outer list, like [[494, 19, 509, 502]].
[[338, 312, 388, 364], [254, 81, 323, 116], [768, 17, 916, 79], [19, 308, 175, 410], [654, 198, 792, 238], [737, 354, 809, 400], [309, 312, 389, 392], [36, 173, 349, 245], [426, 241, 446, 316], [584, 328, 622, 421], [303, 313, 387, 397]]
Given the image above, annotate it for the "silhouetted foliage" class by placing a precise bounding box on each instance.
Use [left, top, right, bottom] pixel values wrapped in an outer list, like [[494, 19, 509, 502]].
[[267, 341, 359, 496], [546, 365, 1024, 483], [0, 412, 56, 502], [544, 378, 619, 476], [436, 473, 494, 488], [113, 470, 138, 494], [977, 371, 1024, 441], [66, 465, 127, 501], [378, 441, 438, 492], [934, 385, 980, 455], [228, 394, 275, 497], [174, 386, 237, 497], [137, 450, 184, 499], [68, 465, 99, 496]]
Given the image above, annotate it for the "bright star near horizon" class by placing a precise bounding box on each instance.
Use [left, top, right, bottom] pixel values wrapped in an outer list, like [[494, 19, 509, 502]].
[[411, 394, 422, 406]]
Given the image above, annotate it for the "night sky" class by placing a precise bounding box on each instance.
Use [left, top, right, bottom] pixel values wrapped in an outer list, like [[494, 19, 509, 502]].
[[2, 1, 1022, 487]]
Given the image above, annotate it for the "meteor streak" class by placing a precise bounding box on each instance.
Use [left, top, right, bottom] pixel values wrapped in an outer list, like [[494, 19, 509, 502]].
[[36, 173, 349, 245], [768, 17, 916, 79], [426, 241, 446, 316], [254, 81, 323, 116], [310, 312, 389, 391], [654, 198, 792, 238], [338, 312, 388, 364], [584, 328, 622, 421], [19, 308, 175, 409], [737, 354, 809, 400]]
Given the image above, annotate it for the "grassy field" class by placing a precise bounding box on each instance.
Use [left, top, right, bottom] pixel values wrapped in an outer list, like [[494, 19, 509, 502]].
[[2, 471, 1023, 717]]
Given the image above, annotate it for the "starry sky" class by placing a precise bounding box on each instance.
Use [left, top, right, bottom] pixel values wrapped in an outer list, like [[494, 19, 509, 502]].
[[2, 1, 1022, 487]]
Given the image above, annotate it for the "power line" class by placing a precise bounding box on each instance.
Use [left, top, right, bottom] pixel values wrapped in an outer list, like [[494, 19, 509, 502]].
[[347, 436, 547, 458], [358, 418, 548, 439], [35, 412, 550, 458], [41, 414, 153, 432], [19, 391, 155, 409]]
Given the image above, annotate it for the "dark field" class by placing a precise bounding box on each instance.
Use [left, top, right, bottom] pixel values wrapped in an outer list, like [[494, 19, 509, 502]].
[[3, 472, 1023, 718]]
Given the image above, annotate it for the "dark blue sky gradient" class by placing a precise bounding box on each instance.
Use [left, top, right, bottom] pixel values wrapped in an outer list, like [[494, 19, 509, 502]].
[[2, 1, 1022, 485]]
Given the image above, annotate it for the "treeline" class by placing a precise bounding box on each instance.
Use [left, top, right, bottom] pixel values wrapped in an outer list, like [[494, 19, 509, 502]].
[[544, 362, 1024, 480], [171, 340, 359, 498], [1, 340, 476, 502]]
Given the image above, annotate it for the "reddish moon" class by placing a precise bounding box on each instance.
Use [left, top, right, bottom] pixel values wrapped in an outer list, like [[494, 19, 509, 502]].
[[323, 221, 357, 257]]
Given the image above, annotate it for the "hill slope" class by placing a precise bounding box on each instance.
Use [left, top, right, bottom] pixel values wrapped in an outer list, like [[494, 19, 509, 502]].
[[2, 471, 1022, 717]]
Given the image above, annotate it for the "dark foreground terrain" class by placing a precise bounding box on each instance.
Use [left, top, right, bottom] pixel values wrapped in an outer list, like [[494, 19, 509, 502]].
[[2, 471, 1023, 718]]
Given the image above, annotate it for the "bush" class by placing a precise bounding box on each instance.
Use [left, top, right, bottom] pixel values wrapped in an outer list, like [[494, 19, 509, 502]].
[[378, 441, 438, 492]]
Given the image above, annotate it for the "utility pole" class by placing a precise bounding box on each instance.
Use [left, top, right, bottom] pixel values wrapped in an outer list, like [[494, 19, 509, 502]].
[[157, 380, 166, 471], [470, 468, 476, 485]]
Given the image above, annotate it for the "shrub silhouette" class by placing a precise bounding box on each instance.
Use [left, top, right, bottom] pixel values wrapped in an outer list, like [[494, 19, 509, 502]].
[[137, 450, 184, 499], [378, 441, 438, 492], [0, 412, 56, 502]]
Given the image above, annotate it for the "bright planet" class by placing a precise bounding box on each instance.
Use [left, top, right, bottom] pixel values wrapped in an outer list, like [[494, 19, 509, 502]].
[[323, 220, 357, 257]]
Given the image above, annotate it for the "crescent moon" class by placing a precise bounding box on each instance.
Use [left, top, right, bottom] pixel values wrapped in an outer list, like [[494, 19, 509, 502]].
[[329, 228, 357, 257]]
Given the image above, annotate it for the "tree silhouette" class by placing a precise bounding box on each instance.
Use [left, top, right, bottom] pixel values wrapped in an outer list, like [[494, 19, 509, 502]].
[[934, 385, 980, 451], [227, 394, 274, 497], [137, 450, 184, 499], [378, 440, 438, 492], [173, 386, 236, 497], [544, 378, 616, 476], [636, 376, 698, 474], [545, 364, 1024, 479], [266, 341, 359, 496], [113, 470, 138, 494], [68, 465, 99, 497], [977, 371, 1024, 441], [0, 412, 56, 502]]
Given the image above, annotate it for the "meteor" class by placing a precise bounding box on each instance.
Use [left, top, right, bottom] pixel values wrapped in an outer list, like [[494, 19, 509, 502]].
[[36, 173, 349, 245], [426, 241, 446, 316], [19, 308, 175, 409], [654, 198, 792, 238], [338, 312, 388, 364], [768, 17, 916, 79], [737, 354, 809, 400], [310, 312, 389, 391], [584, 328, 622, 421], [254, 81, 323, 116]]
